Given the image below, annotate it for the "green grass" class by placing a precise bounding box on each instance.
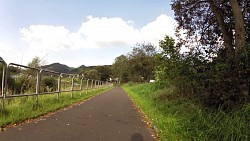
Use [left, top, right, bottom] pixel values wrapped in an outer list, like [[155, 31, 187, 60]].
[[123, 83, 250, 141], [0, 87, 113, 128]]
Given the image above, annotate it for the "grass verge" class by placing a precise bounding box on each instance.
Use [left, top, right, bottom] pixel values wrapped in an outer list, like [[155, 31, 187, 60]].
[[123, 83, 250, 141], [0, 87, 113, 129]]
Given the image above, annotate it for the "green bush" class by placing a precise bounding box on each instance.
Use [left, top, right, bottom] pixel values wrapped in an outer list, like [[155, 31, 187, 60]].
[[41, 76, 58, 92], [156, 36, 250, 111]]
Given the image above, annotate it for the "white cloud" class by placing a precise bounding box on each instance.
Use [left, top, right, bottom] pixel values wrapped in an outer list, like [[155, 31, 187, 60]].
[[20, 14, 176, 51], [78, 16, 140, 48], [0, 41, 12, 52], [0, 41, 22, 64], [141, 14, 176, 46], [20, 25, 73, 51]]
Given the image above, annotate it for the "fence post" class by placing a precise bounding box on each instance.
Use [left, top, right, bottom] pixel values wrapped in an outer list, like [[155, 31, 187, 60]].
[[100, 81, 102, 89], [35, 70, 41, 105], [3, 64, 8, 110], [80, 76, 84, 96], [58, 74, 62, 100], [71, 75, 75, 98], [94, 80, 97, 92], [96, 80, 98, 91], [95, 80, 99, 91], [91, 79, 93, 91], [1, 61, 6, 110], [98, 81, 100, 90], [86, 79, 89, 94]]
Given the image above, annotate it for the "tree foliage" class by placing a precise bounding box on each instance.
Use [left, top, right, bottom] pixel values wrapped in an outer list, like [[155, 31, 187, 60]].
[[112, 55, 129, 83], [156, 36, 202, 96], [96, 65, 112, 81], [41, 76, 57, 92], [168, 0, 250, 111], [172, 0, 249, 58], [112, 42, 157, 83], [84, 69, 99, 80], [128, 42, 157, 82], [28, 56, 46, 68]]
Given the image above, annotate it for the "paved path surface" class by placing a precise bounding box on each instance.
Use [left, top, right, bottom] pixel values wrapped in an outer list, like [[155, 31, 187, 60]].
[[0, 86, 155, 141]]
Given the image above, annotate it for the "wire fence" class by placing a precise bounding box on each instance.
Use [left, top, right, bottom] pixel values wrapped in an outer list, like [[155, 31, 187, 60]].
[[0, 60, 113, 110]]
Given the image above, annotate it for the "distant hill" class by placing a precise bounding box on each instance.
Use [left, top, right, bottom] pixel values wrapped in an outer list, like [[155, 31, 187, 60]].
[[70, 65, 86, 74], [42, 63, 96, 74], [41, 63, 110, 74], [78, 65, 86, 69], [42, 63, 72, 73]]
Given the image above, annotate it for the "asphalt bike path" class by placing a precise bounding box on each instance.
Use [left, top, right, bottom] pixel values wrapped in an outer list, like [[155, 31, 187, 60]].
[[0, 86, 155, 141]]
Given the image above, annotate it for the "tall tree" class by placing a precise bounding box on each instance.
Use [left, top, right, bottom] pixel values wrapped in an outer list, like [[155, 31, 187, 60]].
[[84, 69, 99, 80], [156, 36, 181, 81], [172, 0, 250, 109], [96, 65, 112, 81], [28, 56, 43, 68], [128, 42, 157, 82], [112, 42, 157, 83], [112, 55, 129, 83], [171, 0, 249, 59]]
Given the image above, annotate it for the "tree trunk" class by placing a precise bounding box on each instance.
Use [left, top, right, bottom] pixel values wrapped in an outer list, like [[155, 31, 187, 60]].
[[229, 0, 246, 54], [207, 0, 235, 59], [229, 0, 248, 98]]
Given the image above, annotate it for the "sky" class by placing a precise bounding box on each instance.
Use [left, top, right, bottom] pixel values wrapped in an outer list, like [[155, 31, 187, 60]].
[[0, 0, 176, 67]]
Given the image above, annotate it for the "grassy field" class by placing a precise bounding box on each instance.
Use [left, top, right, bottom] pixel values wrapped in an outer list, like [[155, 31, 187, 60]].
[[0, 87, 113, 129], [123, 83, 250, 141]]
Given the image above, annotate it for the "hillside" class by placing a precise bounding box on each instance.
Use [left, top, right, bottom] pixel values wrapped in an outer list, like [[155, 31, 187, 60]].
[[41, 63, 103, 74], [42, 63, 72, 73], [70, 65, 86, 74]]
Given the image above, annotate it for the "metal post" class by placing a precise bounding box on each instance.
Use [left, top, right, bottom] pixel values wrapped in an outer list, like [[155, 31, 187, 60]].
[[1, 61, 6, 110], [58, 74, 62, 100], [86, 79, 89, 94], [97, 80, 99, 90], [80, 76, 84, 96], [98, 81, 100, 90], [3, 64, 8, 110], [100, 81, 102, 89], [94, 80, 97, 92], [35, 71, 40, 105], [71, 75, 75, 98], [91, 79, 93, 91]]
